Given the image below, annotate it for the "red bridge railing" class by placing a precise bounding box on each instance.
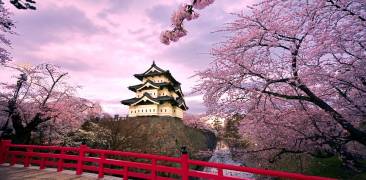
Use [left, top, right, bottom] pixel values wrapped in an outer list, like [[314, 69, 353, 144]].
[[0, 140, 334, 180]]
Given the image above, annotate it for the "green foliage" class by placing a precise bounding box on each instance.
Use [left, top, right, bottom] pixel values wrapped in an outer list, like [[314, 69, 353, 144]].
[[212, 117, 223, 135], [266, 154, 366, 179], [307, 157, 366, 179], [224, 114, 250, 150], [223, 116, 240, 139]]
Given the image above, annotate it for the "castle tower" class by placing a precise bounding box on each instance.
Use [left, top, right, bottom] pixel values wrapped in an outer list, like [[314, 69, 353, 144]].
[[121, 61, 188, 119]]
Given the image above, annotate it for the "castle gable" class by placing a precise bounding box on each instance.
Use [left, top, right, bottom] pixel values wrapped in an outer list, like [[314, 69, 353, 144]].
[[132, 94, 159, 106], [136, 81, 159, 91], [143, 61, 165, 74]]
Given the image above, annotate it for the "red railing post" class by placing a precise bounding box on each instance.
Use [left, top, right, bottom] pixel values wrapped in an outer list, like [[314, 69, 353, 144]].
[[181, 147, 189, 180], [24, 147, 32, 167], [218, 168, 224, 179], [123, 165, 129, 180], [151, 158, 157, 180], [98, 153, 105, 178], [40, 157, 46, 170], [0, 140, 11, 164], [76, 144, 87, 175], [0, 140, 3, 163], [10, 154, 16, 166], [9, 141, 15, 166], [57, 148, 65, 172]]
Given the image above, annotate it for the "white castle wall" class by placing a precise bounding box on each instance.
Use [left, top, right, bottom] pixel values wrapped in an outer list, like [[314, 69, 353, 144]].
[[128, 103, 183, 118]]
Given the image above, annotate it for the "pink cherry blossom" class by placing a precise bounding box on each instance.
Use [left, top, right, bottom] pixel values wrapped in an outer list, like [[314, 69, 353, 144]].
[[0, 4, 15, 64], [194, 0, 366, 169], [0, 64, 102, 144], [160, 0, 213, 45], [192, 0, 215, 10]]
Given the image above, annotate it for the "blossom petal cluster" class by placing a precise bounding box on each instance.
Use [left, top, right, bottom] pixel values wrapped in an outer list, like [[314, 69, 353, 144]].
[[192, 0, 215, 10], [0, 4, 15, 64], [160, 0, 214, 45], [160, 29, 187, 45]]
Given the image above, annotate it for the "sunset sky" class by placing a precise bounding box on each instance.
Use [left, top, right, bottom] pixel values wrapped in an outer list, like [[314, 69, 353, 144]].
[[0, 0, 255, 115]]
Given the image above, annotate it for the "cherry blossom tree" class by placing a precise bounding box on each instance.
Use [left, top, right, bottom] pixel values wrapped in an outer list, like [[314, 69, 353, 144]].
[[0, 64, 101, 144], [39, 97, 102, 145], [160, 0, 215, 45], [182, 112, 211, 130], [62, 121, 112, 148], [194, 0, 366, 170], [0, 3, 14, 64]]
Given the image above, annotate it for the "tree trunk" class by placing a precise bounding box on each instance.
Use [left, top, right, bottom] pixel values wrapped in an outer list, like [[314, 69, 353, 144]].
[[298, 84, 366, 146], [12, 128, 32, 144], [11, 112, 46, 144], [10, 111, 31, 144]]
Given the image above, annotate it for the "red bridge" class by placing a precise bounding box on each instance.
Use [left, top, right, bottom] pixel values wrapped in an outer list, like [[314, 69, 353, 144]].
[[0, 140, 334, 180]]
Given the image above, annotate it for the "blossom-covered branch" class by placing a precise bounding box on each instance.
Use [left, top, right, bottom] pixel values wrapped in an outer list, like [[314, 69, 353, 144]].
[[0, 4, 14, 64], [160, 0, 215, 45]]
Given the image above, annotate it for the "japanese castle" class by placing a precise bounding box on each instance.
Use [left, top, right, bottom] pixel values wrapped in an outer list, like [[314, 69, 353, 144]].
[[121, 61, 188, 119]]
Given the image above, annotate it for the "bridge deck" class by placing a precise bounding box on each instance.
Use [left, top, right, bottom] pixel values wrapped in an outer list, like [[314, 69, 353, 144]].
[[0, 164, 120, 180]]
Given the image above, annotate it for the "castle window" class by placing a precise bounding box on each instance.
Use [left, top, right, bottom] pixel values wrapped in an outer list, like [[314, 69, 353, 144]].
[[150, 109, 151, 112], [165, 109, 167, 112], [138, 110, 139, 112], [160, 109, 162, 112], [153, 109, 155, 112]]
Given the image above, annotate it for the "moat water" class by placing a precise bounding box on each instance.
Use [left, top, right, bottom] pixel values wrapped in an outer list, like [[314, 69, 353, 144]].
[[203, 141, 254, 179]]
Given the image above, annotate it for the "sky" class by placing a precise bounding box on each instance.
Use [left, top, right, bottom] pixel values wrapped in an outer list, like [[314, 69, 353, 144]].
[[0, 0, 256, 115]]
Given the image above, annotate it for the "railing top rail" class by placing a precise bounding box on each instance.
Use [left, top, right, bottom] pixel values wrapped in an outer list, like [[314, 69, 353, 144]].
[[6, 143, 182, 162], [86, 148, 182, 162], [188, 159, 333, 180], [8, 144, 79, 151]]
